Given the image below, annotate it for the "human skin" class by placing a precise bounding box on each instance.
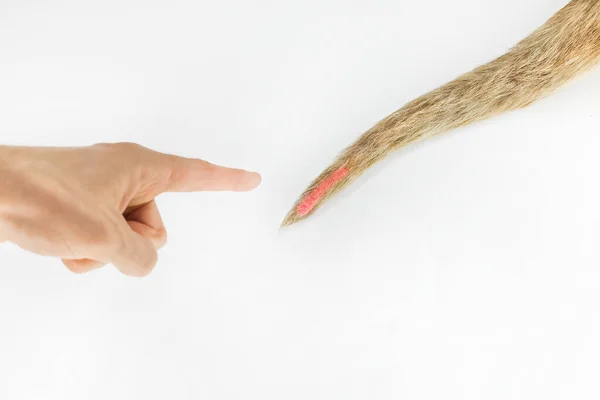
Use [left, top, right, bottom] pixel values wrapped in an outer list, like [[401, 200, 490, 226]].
[[0, 142, 261, 277]]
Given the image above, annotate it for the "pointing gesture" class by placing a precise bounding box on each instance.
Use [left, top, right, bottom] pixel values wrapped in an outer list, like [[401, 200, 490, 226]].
[[0, 143, 261, 277]]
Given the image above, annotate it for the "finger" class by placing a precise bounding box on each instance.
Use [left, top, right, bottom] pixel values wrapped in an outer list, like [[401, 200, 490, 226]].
[[106, 219, 158, 277], [62, 258, 105, 274], [124, 201, 167, 249], [164, 156, 261, 193], [127, 221, 166, 250], [62, 202, 166, 275]]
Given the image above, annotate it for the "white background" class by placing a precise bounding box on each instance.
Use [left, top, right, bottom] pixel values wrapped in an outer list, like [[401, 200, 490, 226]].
[[1, 0, 599, 399]]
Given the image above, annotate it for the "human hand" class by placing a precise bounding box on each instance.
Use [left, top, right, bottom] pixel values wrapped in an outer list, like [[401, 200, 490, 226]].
[[0, 143, 260, 276]]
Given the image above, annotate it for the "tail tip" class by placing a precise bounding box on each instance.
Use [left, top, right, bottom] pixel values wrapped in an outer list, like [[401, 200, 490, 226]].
[[280, 210, 302, 228]]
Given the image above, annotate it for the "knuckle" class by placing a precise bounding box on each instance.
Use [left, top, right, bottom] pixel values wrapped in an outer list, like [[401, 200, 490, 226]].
[[116, 142, 143, 151], [95, 142, 145, 154]]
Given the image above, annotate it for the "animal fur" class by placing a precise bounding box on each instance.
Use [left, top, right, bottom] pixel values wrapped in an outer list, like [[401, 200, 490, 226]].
[[281, 0, 600, 227]]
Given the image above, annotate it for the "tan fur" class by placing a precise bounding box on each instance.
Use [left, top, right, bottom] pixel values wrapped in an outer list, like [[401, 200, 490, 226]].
[[282, 0, 600, 227]]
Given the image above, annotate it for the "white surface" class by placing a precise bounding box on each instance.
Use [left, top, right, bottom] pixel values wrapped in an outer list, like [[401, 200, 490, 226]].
[[1, 0, 599, 399]]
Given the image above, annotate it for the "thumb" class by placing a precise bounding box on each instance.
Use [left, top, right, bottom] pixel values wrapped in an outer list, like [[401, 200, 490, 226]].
[[107, 218, 158, 277]]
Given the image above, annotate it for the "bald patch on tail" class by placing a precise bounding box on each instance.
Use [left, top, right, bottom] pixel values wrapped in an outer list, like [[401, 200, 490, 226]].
[[296, 167, 349, 216]]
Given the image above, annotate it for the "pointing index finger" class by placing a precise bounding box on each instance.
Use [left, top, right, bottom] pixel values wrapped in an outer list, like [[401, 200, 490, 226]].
[[165, 156, 261, 193]]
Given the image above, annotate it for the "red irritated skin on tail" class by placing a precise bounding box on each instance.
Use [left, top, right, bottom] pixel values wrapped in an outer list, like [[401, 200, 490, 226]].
[[281, 0, 600, 227], [296, 167, 349, 216]]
